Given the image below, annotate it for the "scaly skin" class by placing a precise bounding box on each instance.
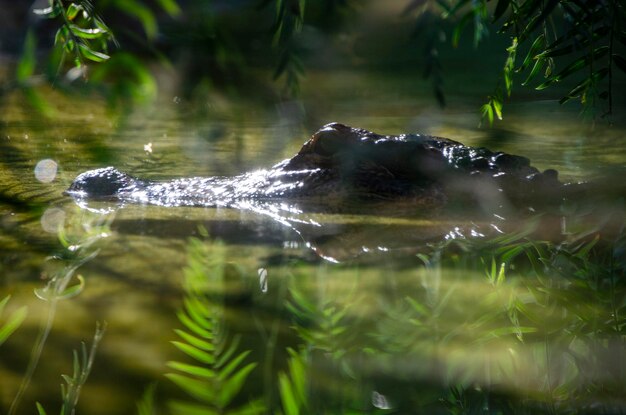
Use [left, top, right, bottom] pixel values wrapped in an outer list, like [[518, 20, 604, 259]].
[[66, 123, 562, 209]]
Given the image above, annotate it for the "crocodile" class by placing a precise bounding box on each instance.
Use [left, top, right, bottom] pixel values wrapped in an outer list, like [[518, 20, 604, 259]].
[[66, 122, 564, 210]]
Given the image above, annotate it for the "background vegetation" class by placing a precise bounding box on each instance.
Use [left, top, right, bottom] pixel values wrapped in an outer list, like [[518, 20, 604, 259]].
[[2, 0, 625, 123]]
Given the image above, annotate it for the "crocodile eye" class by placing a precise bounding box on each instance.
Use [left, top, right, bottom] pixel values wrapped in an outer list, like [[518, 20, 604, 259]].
[[313, 127, 345, 156]]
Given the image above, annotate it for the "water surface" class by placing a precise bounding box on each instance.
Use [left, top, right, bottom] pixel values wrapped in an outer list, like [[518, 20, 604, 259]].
[[1, 72, 625, 414]]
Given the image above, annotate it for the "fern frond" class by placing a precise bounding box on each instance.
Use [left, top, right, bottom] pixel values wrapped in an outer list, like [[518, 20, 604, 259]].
[[167, 236, 264, 415]]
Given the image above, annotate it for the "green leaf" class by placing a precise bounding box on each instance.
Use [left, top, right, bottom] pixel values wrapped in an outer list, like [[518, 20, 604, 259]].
[[286, 348, 307, 405], [228, 399, 266, 415], [217, 350, 250, 381], [176, 310, 212, 339], [183, 297, 212, 330], [167, 361, 216, 379], [70, 24, 107, 40], [155, 0, 181, 16], [36, 402, 47, 415], [54, 26, 68, 46], [165, 374, 215, 402], [58, 274, 86, 300], [17, 30, 36, 82], [575, 235, 599, 258], [66, 3, 82, 20], [0, 301, 27, 346], [499, 244, 528, 263], [219, 362, 257, 407], [215, 336, 241, 368], [136, 383, 157, 415], [481, 102, 494, 126], [174, 329, 215, 352], [116, 0, 158, 39], [279, 372, 300, 415], [497, 262, 506, 285], [33, 3, 62, 18], [61, 374, 74, 386], [171, 341, 215, 365], [521, 0, 559, 36], [78, 43, 110, 62], [561, 46, 608, 79], [452, 13, 473, 48], [522, 56, 545, 85], [519, 34, 544, 72], [22, 83, 57, 118], [0, 296, 8, 316], [168, 400, 219, 415]]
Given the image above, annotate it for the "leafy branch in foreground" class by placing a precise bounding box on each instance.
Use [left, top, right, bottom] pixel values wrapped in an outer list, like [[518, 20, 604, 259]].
[[268, 0, 307, 96], [0, 296, 28, 347], [35, 323, 107, 415], [417, 0, 626, 123], [166, 237, 264, 415], [34, 0, 115, 75]]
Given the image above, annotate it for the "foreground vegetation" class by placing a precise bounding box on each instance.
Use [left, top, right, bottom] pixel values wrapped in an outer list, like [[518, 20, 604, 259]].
[[2, 206, 624, 414]]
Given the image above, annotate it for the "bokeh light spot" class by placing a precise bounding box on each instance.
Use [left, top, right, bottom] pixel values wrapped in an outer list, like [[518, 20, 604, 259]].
[[40, 207, 66, 233], [34, 159, 58, 183]]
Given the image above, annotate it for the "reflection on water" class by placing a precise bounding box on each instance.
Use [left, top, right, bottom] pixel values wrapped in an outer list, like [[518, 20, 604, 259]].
[[1, 76, 625, 414]]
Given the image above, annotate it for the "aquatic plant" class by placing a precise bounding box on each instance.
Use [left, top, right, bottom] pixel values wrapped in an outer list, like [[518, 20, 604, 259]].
[[35, 323, 106, 415], [166, 236, 265, 415], [286, 283, 356, 362], [8, 211, 112, 415], [392, 223, 626, 413], [0, 296, 28, 347], [276, 347, 309, 415]]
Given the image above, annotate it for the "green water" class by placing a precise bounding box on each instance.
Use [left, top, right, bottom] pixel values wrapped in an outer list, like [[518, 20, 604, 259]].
[[1, 71, 625, 414]]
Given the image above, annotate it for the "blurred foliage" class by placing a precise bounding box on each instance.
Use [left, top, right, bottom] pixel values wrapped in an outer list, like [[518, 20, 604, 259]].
[[35, 323, 106, 415], [166, 235, 265, 415], [268, 0, 306, 96], [5, 0, 176, 112], [276, 347, 309, 415], [431, 0, 626, 123], [4, 0, 625, 121], [8, 212, 112, 415], [0, 296, 27, 347]]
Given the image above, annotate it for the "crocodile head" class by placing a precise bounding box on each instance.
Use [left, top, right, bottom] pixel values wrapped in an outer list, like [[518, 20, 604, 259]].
[[273, 122, 562, 206], [273, 122, 458, 201], [65, 167, 142, 199]]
